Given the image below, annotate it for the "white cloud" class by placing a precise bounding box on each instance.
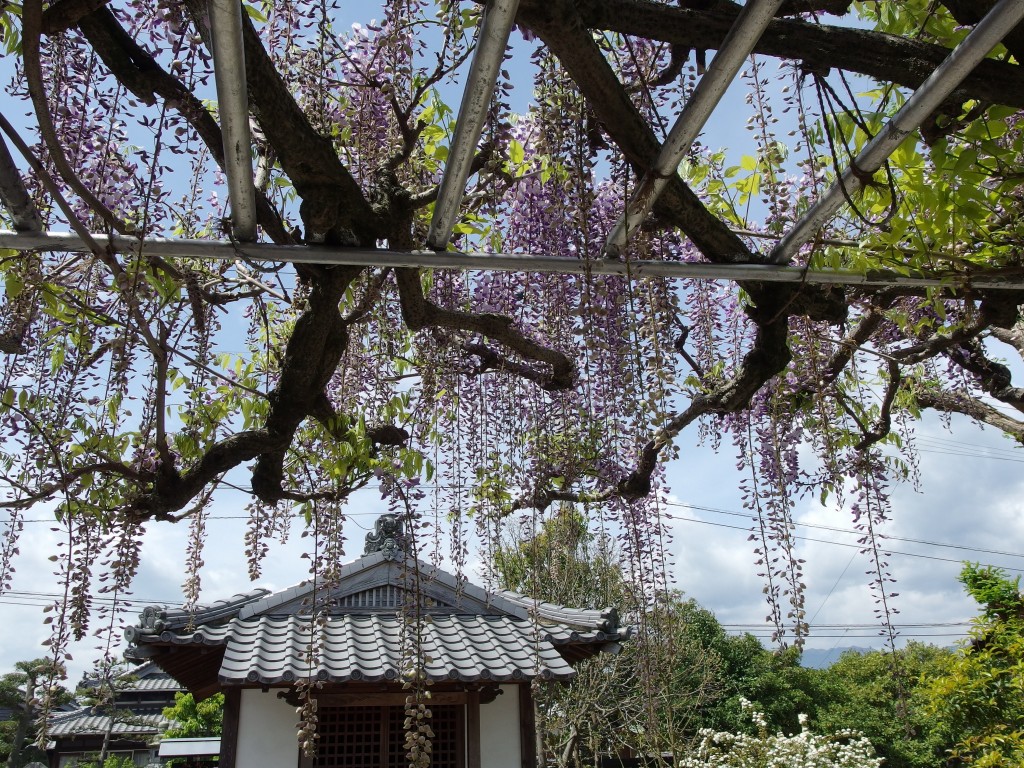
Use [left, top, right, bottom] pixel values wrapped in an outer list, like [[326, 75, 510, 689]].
[[662, 413, 1024, 654]]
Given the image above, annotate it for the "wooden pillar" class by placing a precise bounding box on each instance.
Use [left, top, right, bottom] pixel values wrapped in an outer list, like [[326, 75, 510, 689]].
[[466, 689, 481, 768], [518, 684, 538, 768], [219, 687, 240, 768]]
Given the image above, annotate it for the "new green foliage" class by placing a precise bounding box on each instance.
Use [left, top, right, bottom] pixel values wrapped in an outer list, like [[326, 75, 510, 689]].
[[162, 692, 224, 739], [922, 565, 1024, 767]]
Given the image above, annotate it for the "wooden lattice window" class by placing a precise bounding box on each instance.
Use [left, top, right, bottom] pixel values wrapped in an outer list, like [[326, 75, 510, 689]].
[[312, 703, 464, 768]]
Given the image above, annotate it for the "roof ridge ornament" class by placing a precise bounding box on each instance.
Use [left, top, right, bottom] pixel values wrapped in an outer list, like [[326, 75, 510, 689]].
[[363, 513, 407, 559]]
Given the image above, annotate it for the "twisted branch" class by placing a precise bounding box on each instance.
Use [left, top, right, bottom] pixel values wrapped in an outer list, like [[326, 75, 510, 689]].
[[395, 268, 576, 391]]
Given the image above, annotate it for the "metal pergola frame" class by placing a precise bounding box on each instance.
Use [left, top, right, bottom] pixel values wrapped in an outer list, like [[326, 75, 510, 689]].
[[1, 230, 1021, 291], [1, 0, 1023, 289]]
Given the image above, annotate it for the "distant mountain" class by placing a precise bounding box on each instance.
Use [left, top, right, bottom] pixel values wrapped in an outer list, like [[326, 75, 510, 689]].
[[800, 646, 874, 669]]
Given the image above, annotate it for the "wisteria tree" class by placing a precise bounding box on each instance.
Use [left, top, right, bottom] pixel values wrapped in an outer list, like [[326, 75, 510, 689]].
[[1, 0, 1023, 661]]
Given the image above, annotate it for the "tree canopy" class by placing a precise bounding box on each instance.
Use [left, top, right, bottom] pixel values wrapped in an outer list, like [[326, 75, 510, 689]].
[[922, 565, 1024, 767], [0, 658, 68, 768], [1, 0, 1024, 657], [162, 691, 224, 739]]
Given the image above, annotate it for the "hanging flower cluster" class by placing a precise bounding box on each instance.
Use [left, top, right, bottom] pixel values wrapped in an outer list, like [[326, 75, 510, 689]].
[[0, 0, 1022, 689]]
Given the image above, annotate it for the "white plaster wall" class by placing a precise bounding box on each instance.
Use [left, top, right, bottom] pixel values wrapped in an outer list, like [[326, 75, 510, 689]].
[[479, 685, 522, 768], [236, 689, 297, 768], [233, 686, 522, 768]]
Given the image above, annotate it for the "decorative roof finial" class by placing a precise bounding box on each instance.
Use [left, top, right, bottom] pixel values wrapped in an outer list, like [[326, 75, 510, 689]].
[[364, 514, 406, 559]]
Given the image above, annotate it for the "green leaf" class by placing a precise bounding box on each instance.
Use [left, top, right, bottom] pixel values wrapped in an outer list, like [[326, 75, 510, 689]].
[[243, 3, 268, 23], [509, 139, 525, 167]]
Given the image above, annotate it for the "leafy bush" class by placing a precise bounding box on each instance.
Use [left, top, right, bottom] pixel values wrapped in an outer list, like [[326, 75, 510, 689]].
[[75, 755, 138, 768], [922, 565, 1024, 767]]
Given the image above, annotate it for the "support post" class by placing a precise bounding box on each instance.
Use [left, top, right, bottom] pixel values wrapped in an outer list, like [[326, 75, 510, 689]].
[[519, 683, 538, 768], [466, 689, 481, 768], [426, 0, 521, 251], [219, 687, 240, 768], [209, 0, 257, 241]]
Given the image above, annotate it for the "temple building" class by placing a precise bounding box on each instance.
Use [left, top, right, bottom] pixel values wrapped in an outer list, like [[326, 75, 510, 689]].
[[124, 514, 627, 768]]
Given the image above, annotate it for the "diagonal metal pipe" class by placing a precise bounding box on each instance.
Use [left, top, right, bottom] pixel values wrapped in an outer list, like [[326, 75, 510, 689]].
[[4, 229, 1024, 291], [209, 0, 257, 242], [426, 0, 520, 251], [769, 0, 1024, 265], [0, 130, 42, 233], [603, 0, 785, 258]]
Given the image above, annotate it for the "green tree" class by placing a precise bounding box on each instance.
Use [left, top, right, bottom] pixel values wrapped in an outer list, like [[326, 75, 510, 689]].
[[0, 659, 68, 768], [494, 512, 724, 763], [923, 565, 1024, 767], [813, 643, 953, 768], [655, 607, 832, 738], [493, 509, 627, 609], [76, 756, 138, 768], [162, 692, 224, 739], [493, 512, 826, 762], [76, 662, 147, 765]]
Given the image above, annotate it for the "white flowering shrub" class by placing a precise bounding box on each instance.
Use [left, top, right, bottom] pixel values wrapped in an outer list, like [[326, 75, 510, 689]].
[[677, 699, 882, 768]]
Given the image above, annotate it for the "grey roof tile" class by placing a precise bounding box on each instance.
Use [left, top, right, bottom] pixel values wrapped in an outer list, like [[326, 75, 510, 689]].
[[124, 533, 626, 688], [496, 590, 619, 632], [121, 674, 183, 692], [215, 615, 576, 685], [47, 710, 168, 737], [125, 590, 270, 642]]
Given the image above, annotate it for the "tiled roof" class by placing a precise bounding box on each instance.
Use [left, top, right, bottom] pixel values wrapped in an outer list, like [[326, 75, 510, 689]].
[[122, 674, 184, 693], [47, 710, 168, 737], [125, 516, 627, 689], [496, 590, 619, 633], [218, 614, 579, 683], [129, 589, 271, 637]]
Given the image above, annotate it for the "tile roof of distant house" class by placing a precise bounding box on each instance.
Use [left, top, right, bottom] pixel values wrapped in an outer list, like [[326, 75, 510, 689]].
[[47, 710, 168, 737]]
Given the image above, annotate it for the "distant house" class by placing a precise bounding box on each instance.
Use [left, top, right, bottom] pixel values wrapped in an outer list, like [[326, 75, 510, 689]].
[[46, 662, 182, 768], [124, 514, 627, 768]]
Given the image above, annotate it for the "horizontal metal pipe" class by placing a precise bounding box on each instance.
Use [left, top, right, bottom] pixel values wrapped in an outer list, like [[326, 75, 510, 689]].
[[0, 131, 42, 233], [426, 0, 521, 251], [770, 0, 1024, 264], [209, 0, 257, 242], [603, 0, 785, 257], [2, 230, 1022, 291]]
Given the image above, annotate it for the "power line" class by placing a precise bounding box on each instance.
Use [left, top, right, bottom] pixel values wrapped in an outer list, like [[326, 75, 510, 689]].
[[665, 501, 1024, 560], [2, 589, 179, 605], [11, 492, 1023, 560], [666, 511, 1023, 569], [913, 433, 1024, 459], [0, 590, 973, 634], [731, 632, 969, 639], [720, 621, 971, 630]]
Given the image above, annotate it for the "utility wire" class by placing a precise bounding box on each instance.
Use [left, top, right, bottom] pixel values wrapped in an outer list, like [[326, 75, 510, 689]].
[[0, 591, 975, 632], [666, 512, 1024, 571], [913, 434, 1024, 459], [665, 500, 1024, 560], [11, 494, 1023, 560]]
